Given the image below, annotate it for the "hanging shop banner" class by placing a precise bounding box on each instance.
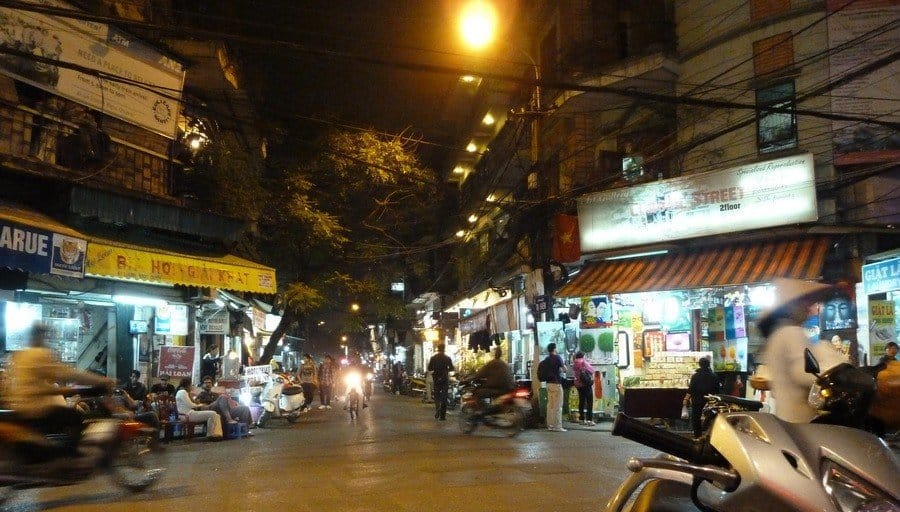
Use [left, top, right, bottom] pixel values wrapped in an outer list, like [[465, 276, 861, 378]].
[[157, 345, 195, 378], [862, 257, 900, 296], [0, 0, 185, 138], [0, 219, 86, 278], [198, 310, 228, 335], [577, 153, 817, 252], [154, 304, 188, 336], [869, 300, 897, 357], [86, 242, 277, 294]]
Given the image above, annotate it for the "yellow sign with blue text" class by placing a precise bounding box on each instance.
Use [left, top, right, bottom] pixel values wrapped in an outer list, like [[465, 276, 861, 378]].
[[86, 241, 276, 294]]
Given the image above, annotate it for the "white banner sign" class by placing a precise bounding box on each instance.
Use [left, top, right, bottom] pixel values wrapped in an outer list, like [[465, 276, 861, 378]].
[[577, 153, 818, 252], [0, 0, 184, 138], [199, 310, 229, 335]]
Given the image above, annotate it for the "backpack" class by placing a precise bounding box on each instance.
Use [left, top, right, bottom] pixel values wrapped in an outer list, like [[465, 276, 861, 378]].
[[578, 367, 594, 386], [537, 357, 551, 382]]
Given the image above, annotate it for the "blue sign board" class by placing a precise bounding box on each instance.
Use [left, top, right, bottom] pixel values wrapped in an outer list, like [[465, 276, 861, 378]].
[[0, 220, 86, 278], [862, 257, 900, 296]]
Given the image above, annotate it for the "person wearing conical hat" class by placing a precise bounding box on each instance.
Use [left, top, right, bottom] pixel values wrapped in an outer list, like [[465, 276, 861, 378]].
[[757, 278, 848, 422]]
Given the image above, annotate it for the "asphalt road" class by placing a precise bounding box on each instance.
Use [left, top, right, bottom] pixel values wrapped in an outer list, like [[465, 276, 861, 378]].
[[8, 390, 658, 512]]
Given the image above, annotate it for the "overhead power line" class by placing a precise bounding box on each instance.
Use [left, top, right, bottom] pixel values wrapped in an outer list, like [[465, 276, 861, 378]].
[[1, 0, 896, 132]]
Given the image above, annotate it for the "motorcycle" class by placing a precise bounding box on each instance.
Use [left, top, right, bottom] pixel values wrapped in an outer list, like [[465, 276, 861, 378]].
[[700, 394, 763, 433], [458, 381, 531, 437], [806, 349, 877, 429], [408, 372, 427, 397], [604, 350, 898, 512], [343, 370, 368, 420], [0, 387, 165, 507], [257, 373, 304, 427]]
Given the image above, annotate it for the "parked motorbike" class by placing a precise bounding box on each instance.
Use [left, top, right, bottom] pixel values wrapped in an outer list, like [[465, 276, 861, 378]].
[[604, 350, 898, 511], [805, 348, 877, 429], [700, 394, 763, 433], [446, 378, 461, 410], [458, 381, 531, 437], [0, 387, 165, 506], [408, 372, 427, 397], [257, 373, 304, 427]]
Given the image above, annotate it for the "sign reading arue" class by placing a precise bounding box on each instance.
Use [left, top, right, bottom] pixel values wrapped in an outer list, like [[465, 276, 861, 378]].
[[577, 153, 818, 252], [86, 242, 277, 294], [0, 220, 86, 278]]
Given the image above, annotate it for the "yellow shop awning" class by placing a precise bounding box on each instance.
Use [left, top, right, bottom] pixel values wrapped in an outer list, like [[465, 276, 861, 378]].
[[85, 239, 277, 294]]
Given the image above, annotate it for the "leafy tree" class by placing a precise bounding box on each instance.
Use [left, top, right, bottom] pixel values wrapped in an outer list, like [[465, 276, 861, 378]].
[[254, 129, 441, 363]]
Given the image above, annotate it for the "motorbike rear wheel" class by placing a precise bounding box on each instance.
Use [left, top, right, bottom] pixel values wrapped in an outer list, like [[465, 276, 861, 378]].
[[286, 412, 301, 424], [109, 431, 165, 492], [505, 408, 525, 437], [458, 405, 477, 434]]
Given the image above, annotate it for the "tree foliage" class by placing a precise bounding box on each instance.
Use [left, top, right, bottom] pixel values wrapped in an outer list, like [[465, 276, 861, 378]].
[[253, 129, 440, 362]]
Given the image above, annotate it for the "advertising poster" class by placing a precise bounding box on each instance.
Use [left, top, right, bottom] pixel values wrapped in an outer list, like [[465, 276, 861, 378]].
[[869, 300, 897, 357], [154, 304, 188, 336], [579, 328, 617, 365], [536, 321, 564, 355], [580, 296, 611, 328], [642, 329, 664, 359], [157, 345, 195, 378], [821, 296, 855, 330], [710, 338, 748, 372]]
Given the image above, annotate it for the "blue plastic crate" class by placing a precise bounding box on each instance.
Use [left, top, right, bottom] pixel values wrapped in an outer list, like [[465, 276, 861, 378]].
[[225, 422, 249, 439]]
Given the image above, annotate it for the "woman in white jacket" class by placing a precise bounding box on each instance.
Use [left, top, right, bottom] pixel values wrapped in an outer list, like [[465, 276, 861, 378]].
[[757, 278, 847, 423]]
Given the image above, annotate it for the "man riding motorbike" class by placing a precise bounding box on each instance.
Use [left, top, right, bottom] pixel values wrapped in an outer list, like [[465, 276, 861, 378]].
[[462, 346, 514, 415], [2, 323, 115, 452]]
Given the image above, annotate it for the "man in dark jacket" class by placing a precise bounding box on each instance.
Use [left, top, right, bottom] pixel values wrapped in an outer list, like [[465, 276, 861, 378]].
[[427, 344, 454, 421], [685, 357, 721, 438], [467, 346, 515, 416]]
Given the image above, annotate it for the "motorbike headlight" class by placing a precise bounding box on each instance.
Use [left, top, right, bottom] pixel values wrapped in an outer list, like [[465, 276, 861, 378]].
[[822, 460, 899, 512], [239, 391, 252, 406], [808, 383, 828, 409]]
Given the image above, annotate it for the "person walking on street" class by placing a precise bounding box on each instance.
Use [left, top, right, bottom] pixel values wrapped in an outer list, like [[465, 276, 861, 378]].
[[297, 354, 318, 412], [572, 352, 595, 426], [542, 343, 567, 432], [318, 354, 337, 409], [427, 344, 454, 421], [684, 357, 721, 438]]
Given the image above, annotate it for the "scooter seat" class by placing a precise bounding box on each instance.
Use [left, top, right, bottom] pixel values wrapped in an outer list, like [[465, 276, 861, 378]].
[[282, 386, 303, 396]]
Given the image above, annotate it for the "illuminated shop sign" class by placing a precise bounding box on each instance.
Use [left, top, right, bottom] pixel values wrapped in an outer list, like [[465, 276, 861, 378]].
[[577, 153, 818, 252]]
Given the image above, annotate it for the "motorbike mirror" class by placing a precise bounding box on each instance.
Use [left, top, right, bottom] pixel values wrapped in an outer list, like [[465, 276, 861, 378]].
[[804, 348, 820, 375]]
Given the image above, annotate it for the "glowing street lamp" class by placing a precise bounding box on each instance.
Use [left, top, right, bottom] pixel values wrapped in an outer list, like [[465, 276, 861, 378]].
[[459, 1, 497, 51], [350, 303, 360, 313]]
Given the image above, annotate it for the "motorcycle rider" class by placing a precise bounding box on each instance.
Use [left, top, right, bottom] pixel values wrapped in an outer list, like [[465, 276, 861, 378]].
[[344, 354, 371, 408], [2, 322, 115, 452], [757, 278, 847, 422], [463, 346, 514, 416]]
